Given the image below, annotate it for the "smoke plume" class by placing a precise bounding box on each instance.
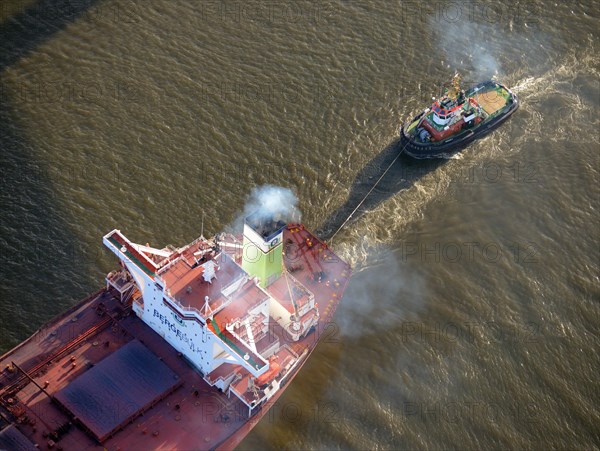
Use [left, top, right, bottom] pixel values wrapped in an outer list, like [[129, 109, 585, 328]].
[[431, 18, 501, 80], [336, 246, 427, 338], [427, 7, 553, 82], [229, 185, 301, 232]]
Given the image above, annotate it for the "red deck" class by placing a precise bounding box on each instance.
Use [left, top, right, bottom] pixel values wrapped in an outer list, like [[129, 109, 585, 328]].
[[161, 252, 247, 314], [0, 225, 351, 450]]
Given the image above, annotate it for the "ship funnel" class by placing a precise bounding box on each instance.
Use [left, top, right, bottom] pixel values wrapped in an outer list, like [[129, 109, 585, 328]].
[[241, 212, 286, 288]]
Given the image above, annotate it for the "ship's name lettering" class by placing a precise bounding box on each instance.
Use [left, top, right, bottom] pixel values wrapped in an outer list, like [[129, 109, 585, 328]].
[[153, 309, 198, 352]]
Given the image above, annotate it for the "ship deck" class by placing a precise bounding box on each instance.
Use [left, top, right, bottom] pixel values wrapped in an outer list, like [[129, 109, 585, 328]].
[[476, 85, 510, 116], [0, 225, 351, 450]]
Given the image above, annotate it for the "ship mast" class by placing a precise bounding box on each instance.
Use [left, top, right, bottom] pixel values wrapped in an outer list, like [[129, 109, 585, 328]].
[[447, 73, 461, 99], [282, 265, 298, 318]]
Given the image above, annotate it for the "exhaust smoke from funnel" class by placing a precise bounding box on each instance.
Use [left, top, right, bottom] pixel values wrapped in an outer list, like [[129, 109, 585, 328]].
[[243, 185, 301, 224], [229, 185, 301, 233]]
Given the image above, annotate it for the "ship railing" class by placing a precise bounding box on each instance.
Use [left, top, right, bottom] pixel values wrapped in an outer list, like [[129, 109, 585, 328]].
[[226, 317, 267, 356], [167, 292, 236, 323], [231, 389, 264, 415], [154, 238, 211, 274], [203, 366, 239, 390], [228, 347, 309, 417], [282, 271, 315, 314], [227, 379, 269, 417], [165, 296, 218, 323], [206, 321, 268, 376], [105, 269, 136, 304], [154, 248, 191, 274], [205, 273, 246, 319], [277, 347, 308, 388], [202, 296, 230, 320]]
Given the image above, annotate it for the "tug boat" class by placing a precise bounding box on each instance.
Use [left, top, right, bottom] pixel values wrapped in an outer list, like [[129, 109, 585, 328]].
[[400, 75, 518, 158]]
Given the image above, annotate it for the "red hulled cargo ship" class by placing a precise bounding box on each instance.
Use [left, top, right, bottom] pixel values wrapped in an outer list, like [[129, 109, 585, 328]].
[[0, 212, 351, 450]]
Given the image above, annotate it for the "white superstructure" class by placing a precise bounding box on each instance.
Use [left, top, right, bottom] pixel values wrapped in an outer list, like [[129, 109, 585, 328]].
[[103, 217, 318, 414]]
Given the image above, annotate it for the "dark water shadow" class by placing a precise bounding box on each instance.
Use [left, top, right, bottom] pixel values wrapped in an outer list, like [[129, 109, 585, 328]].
[[0, 84, 91, 354], [0, 0, 103, 353], [0, 0, 100, 72], [317, 139, 448, 241]]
